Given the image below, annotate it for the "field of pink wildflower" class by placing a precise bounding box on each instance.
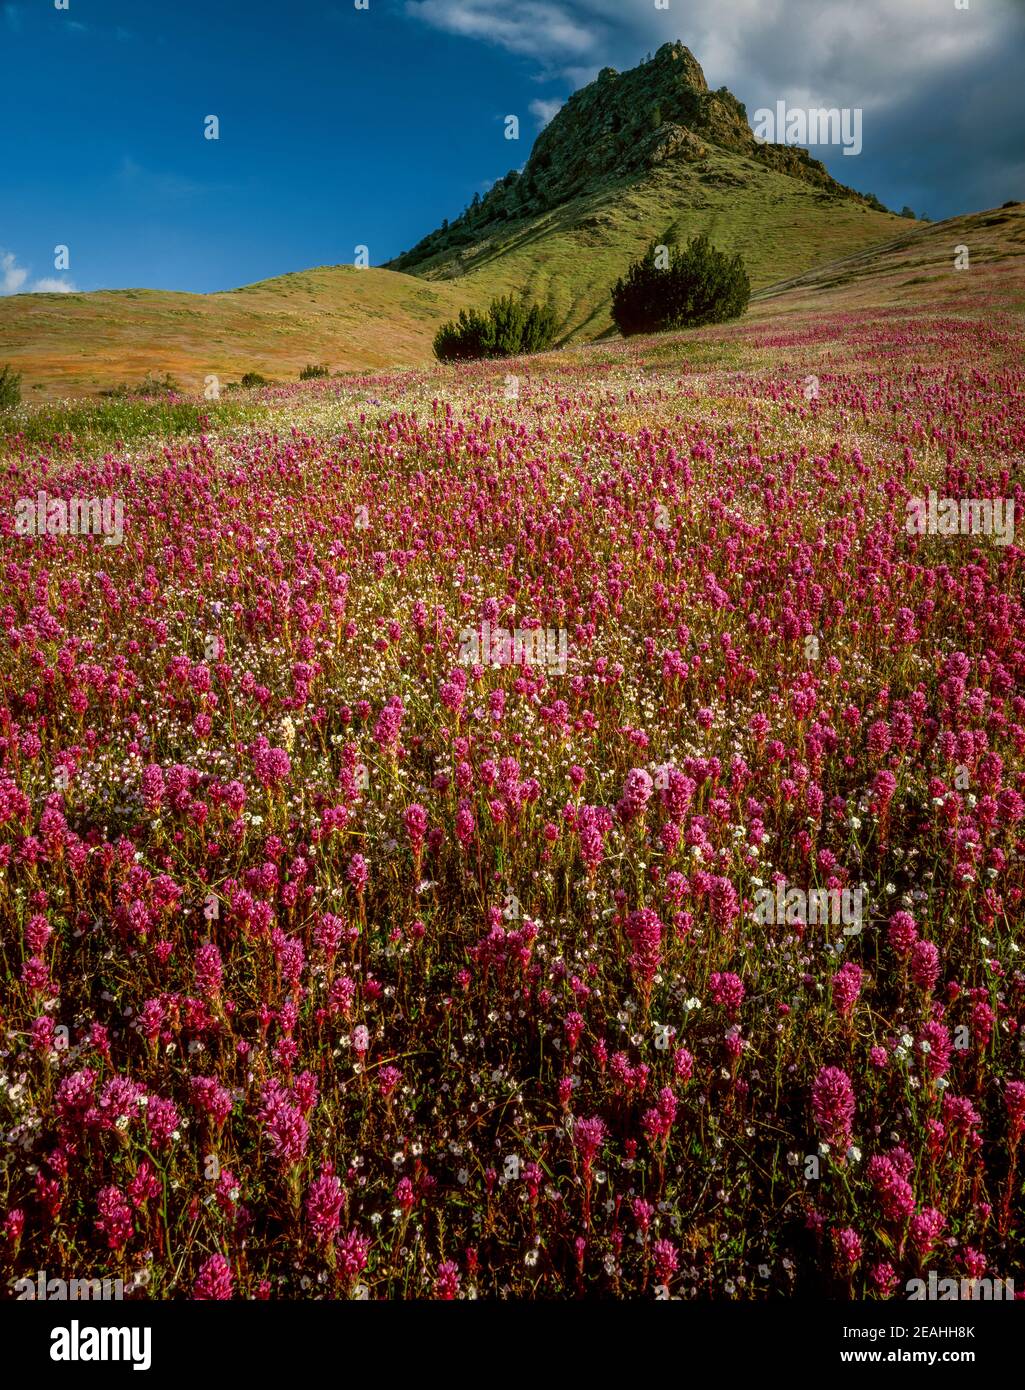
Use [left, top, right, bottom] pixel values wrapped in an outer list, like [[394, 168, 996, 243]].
[[2, 306, 1024, 1301]]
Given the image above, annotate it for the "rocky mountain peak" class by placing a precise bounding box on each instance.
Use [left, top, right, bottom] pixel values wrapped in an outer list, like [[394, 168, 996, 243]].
[[390, 42, 884, 273]]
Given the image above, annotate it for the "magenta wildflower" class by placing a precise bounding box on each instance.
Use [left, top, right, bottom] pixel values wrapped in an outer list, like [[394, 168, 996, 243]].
[[306, 1168, 344, 1247], [94, 1185, 133, 1251], [434, 1260, 460, 1300], [616, 767, 653, 824], [336, 1229, 369, 1281], [831, 962, 863, 1017], [573, 1115, 606, 1167], [910, 939, 940, 993], [652, 1238, 678, 1283], [909, 1207, 946, 1258], [888, 911, 918, 956], [193, 1253, 233, 1300], [347, 853, 369, 894], [709, 970, 745, 1015], [811, 1066, 855, 1150], [1006, 1081, 1025, 1145], [832, 1227, 863, 1272], [625, 908, 662, 991], [867, 1155, 916, 1224]]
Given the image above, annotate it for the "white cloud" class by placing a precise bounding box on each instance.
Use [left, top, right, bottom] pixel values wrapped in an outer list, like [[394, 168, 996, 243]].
[[529, 98, 564, 128], [406, 0, 1013, 105], [31, 277, 77, 293], [404, 0, 1025, 215], [1, 251, 28, 294], [0, 250, 77, 295], [405, 0, 600, 63]]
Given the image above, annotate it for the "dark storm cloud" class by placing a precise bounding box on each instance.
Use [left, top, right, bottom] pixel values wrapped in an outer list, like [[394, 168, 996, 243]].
[[407, 0, 1025, 218]]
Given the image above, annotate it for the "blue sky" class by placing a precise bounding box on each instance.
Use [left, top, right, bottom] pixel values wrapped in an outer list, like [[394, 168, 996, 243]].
[[2, 0, 1023, 295]]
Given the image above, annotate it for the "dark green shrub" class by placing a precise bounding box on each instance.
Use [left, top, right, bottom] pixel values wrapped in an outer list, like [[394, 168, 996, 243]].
[[610, 233, 750, 336], [433, 295, 558, 362], [299, 363, 329, 380], [434, 308, 489, 361], [0, 363, 21, 412], [241, 371, 269, 388]]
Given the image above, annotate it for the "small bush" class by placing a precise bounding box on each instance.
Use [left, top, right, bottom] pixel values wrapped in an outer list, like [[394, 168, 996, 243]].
[[100, 372, 181, 400], [0, 363, 23, 412], [137, 371, 181, 396], [240, 372, 269, 388], [433, 295, 558, 362], [610, 233, 750, 337], [299, 363, 329, 381]]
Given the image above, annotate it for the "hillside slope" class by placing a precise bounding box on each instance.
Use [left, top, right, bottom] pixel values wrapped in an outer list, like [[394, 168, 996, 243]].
[[747, 201, 1025, 317], [0, 266, 478, 401], [388, 42, 913, 338]]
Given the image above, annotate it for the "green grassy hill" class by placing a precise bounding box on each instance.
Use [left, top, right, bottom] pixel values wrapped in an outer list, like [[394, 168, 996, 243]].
[[388, 42, 913, 338], [747, 201, 1025, 317], [0, 266, 479, 401], [389, 151, 911, 342]]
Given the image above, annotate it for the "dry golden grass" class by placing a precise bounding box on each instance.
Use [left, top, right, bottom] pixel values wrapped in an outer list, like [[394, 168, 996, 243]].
[[0, 266, 479, 401]]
